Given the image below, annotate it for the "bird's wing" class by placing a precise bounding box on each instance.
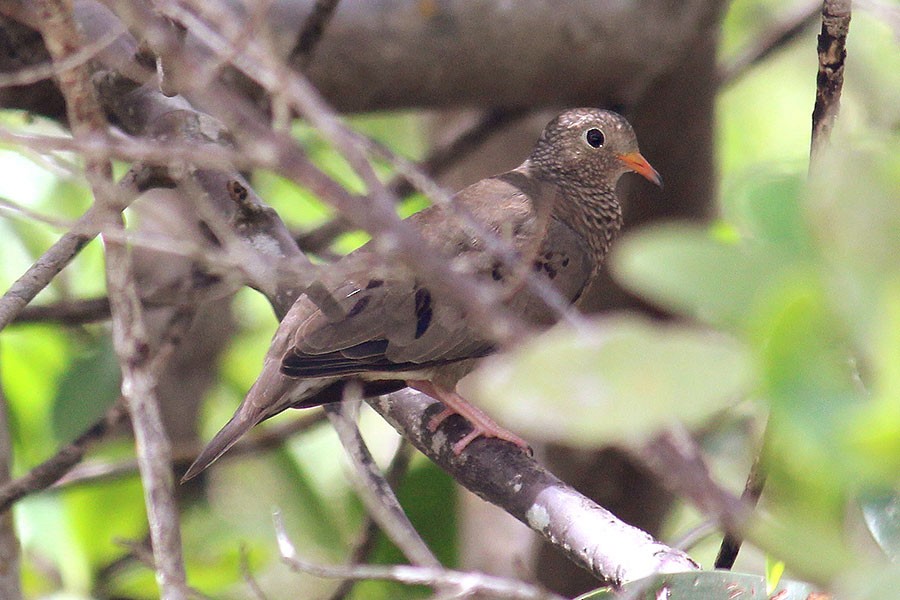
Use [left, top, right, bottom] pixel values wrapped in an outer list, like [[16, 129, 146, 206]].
[[279, 171, 597, 378]]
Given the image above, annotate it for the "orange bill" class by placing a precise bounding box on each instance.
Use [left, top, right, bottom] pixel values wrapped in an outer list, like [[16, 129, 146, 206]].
[[617, 152, 662, 187]]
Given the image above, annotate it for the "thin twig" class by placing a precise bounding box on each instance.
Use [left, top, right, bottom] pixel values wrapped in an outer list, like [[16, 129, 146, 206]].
[[289, 0, 342, 69], [323, 399, 441, 569], [54, 410, 327, 489], [810, 0, 852, 163], [0, 24, 125, 88], [239, 543, 269, 600], [0, 360, 22, 599], [274, 512, 566, 600], [0, 402, 128, 514], [634, 427, 751, 540], [714, 447, 768, 569], [327, 439, 415, 600], [296, 108, 528, 254], [13, 297, 112, 325]]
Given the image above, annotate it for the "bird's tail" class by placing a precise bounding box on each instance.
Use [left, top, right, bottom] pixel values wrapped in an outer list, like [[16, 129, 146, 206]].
[[181, 409, 257, 482], [181, 370, 334, 483]]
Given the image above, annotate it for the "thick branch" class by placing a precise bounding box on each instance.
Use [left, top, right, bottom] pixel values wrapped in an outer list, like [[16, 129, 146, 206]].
[[369, 390, 699, 584]]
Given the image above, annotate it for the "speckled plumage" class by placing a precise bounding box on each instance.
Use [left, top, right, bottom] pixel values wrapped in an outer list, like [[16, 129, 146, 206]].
[[183, 109, 660, 481]]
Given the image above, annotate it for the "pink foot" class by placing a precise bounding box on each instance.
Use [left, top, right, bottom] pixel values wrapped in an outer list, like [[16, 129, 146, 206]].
[[409, 380, 531, 455]]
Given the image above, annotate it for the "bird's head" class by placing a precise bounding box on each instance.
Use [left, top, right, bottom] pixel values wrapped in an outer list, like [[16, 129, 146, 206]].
[[529, 108, 662, 190]]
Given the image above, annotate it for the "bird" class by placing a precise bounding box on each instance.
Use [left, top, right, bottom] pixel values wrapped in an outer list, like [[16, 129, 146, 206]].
[[182, 108, 661, 482]]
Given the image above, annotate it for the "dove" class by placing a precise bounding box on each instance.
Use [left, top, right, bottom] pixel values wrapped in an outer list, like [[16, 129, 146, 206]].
[[183, 108, 660, 481]]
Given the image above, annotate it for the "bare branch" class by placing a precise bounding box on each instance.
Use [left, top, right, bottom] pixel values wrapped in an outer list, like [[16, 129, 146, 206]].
[[53, 411, 326, 490], [0, 362, 22, 599], [633, 428, 751, 541], [297, 108, 529, 254], [0, 402, 128, 514], [810, 0, 852, 162], [326, 439, 414, 600], [274, 512, 567, 600], [12, 297, 112, 325], [714, 446, 767, 569], [289, 0, 342, 69], [323, 400, 441, 568]]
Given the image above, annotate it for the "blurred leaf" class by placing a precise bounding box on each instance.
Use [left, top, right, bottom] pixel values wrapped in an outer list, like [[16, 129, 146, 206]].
[[470, 315, 753, 447], [577, 570, 819, 599], [51, 334, 121, 443], [844, 283, 900, 483], [611, 224, 775, 327], [861, 492, 900, 562], [806, 139, 900, 344], [724, 172, 814, 260]]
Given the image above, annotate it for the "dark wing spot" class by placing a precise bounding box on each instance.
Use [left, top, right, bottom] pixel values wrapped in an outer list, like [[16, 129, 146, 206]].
[[533, 260, 543, 272], [543, 251, 554, 260], [561, 257, 570, 267], [414, 288, 433, 339], [347, 295, 370, 318], [544, 264, 557, 279], [366, 279, 384, 289]]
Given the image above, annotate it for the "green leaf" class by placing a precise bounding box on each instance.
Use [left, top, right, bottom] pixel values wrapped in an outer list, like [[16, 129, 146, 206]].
[[469, 315, 753, 447], [861, 492, 900, 562], [611, 224, 773, 327], [576, 570, 818, 600], [51, 335, 121, 444]]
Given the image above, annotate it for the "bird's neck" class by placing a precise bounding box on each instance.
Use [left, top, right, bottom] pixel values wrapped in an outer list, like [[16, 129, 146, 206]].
[[520, 160, 623, 271], [556, 182, 623, 271]]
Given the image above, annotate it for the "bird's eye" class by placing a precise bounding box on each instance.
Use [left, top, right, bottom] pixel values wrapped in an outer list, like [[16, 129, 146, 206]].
[[585, 128, 605, 148]]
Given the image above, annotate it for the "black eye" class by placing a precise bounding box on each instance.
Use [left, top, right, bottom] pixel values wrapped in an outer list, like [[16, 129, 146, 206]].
[[585, 128, 605, 148]]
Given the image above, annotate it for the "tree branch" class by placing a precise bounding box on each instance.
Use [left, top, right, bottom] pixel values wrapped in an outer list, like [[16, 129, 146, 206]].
[[369, 389, 699, 584], [289, 0, 342, 69], [810, 0, 851, 161], [0, 361, 22, 600]]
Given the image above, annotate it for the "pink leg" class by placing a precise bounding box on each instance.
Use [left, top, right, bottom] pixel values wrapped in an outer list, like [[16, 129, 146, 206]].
[[408, 380, 530, 455]]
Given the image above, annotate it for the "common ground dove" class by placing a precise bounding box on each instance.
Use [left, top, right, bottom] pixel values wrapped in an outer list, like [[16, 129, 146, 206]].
[[183, 108, 660, 481]]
